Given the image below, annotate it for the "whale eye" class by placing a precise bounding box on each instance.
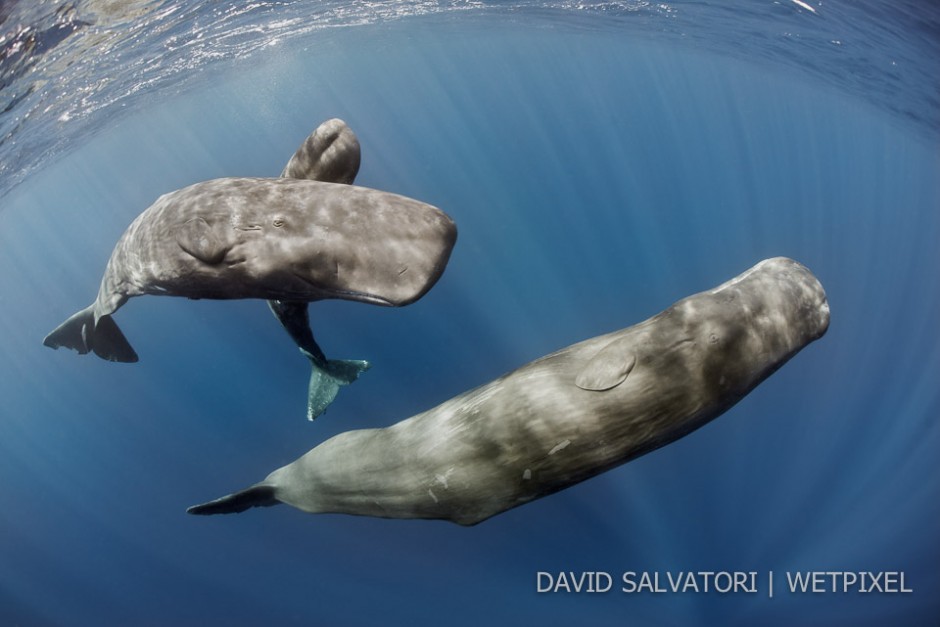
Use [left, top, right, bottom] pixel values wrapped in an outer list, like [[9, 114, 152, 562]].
[[272, 217, 285, 228]]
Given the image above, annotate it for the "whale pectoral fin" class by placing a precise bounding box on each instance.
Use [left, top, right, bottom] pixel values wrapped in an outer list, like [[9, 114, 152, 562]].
[[177, 217, 228, 265], [43, 306, 138, 363], [305, 356, 372, 420], [575, 338, 636, 391], [187, 484, 279, 515]]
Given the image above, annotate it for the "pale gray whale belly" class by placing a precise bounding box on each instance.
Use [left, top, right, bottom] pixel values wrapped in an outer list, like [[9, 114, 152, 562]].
[[188, 257, 829, 526], [43, 176, 457, 363]]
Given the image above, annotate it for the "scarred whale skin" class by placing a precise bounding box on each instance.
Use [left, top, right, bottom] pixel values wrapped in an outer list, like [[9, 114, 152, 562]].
[[188, 257, 829, 525], [43, 177, 457, 362]]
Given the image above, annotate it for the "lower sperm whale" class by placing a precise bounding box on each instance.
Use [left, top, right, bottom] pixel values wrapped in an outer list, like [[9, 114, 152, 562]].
[[188, 257, 830, 525], [43, 177, 457, 366]]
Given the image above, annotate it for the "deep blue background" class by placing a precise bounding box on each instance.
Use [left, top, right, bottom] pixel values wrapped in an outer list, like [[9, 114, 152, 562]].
[[1, 14, 938, 626]]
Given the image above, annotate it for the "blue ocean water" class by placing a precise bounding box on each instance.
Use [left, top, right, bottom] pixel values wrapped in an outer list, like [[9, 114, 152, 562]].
[[1, 1, 938, 625]]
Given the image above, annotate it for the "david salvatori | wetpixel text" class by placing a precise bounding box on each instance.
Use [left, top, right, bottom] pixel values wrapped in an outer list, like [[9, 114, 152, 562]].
[[536, 570, 913, 596]]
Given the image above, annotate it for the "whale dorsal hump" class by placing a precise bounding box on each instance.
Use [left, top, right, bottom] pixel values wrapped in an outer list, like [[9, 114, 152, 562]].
[[575, 337, 636, 391], [177, 217, 228, 265]]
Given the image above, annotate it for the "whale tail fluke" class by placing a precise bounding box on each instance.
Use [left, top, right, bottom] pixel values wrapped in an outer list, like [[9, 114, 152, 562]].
[[187, 484, 279, 516], [43, 306, 139, 363], [305, 355, 371, 420]]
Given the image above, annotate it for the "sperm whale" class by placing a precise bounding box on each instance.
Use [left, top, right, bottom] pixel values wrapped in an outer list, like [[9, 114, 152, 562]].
[[189, 257, 829, 525]]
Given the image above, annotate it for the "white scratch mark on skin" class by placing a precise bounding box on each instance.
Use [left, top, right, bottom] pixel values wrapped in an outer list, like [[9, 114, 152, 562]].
[[428, 488, 438, 503], [434, 468, 455, 489], [523, 469, 532, 480], [549, 439, 571, 455], [791, 0, 816, 13]]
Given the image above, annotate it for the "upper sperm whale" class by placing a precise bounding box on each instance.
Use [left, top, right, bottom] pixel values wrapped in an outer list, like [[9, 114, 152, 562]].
[[43, 176, 457, 363]]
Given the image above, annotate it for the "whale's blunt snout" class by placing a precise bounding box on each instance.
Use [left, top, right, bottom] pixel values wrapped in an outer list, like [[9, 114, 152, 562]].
[[792, 258, 830, 342], [283, 190, 456, 308], [764, 256, 830, 342], [333, 206, 457, 308], [815, 292, 831, 339]]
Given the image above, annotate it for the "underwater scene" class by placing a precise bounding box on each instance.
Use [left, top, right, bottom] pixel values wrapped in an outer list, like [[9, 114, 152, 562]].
[[1, 1, 938, 625]]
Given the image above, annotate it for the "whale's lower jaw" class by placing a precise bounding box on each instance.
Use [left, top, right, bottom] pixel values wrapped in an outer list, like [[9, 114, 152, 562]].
[[323, 288, 397, 307], [288, 273, 399, 307]]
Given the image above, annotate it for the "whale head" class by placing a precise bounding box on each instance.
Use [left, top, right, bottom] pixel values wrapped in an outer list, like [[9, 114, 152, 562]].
[[666, 256, 830, 403], [204, 178, 458, 306]]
